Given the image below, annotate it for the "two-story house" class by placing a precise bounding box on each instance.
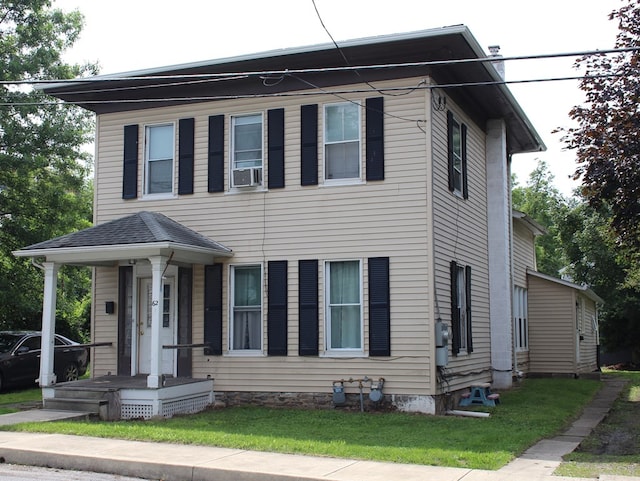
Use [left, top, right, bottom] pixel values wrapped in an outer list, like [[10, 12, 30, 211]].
[[15, 25, 546, 419]]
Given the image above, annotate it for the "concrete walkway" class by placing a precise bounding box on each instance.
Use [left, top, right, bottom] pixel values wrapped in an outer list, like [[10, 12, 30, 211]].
[[0, 377, 635, 481]]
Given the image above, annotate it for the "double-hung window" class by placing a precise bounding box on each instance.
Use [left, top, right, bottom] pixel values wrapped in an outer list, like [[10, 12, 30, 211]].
[[230, 265, 262, 352], [447, 111, 468, 198], [513, 286, 528, 350], [455, 265, 468, 351], [324, 102, 361, 182], [325, 260, 363, 352], [231, 113, 263, 188], [145, 124, 175, 195], [450, 261, 473, 355]]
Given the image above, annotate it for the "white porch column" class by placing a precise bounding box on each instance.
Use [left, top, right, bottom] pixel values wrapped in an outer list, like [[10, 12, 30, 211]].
[[486, 119, 514, 389], [39, 261, 59, 387], [147, 255, 167, 388]]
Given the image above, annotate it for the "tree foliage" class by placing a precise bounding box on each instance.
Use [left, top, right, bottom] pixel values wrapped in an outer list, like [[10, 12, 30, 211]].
[[562, 0, 640, 253], [0, 1, 96, 339], [514, 159, 640, 354], [512, 161, 570, 277], [557, 203, 640, 352]]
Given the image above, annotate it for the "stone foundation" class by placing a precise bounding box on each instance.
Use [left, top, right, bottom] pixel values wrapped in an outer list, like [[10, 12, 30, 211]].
[[215, 390, 444, 414]]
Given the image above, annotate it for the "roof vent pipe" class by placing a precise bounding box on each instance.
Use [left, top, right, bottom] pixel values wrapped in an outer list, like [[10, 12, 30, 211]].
[[488, 45, 505, 80]]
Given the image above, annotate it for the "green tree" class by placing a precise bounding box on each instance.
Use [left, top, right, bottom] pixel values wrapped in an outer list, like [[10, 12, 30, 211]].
[[512, 160, 570, 276], [557, 202, 640, 354], [0, 1, 96, 338], [562, 0, 640, 254]]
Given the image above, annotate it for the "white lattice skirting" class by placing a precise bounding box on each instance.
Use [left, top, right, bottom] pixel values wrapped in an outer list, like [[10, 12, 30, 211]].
[[119, 380, 215, 420], [121, 394, 212, 420]]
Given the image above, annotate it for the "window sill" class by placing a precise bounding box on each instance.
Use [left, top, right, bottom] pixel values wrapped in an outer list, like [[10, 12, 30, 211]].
[[321, 350, 368, 359], [225, 350, 266, 357], [225, 186, 267, 195], [140, 193, 177, 201], [321, 178, 364, 188]]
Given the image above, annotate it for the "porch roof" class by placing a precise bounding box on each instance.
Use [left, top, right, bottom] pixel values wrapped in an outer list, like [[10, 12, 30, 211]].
[[12, 211, 233, 266]]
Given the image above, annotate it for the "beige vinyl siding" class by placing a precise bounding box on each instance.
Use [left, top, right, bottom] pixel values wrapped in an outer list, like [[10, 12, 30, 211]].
[[92, 78, 438, 396], [512, 220, 536, 287], [92, 266, 119, 376], [577, 294, 599, 373], [528, 274, 576, 374], [512, 220, 536, 373], [430, 97, 492, 391]]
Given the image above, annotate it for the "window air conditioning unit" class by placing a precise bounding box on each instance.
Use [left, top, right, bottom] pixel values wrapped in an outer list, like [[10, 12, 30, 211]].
[[233, 167, 262, 187]]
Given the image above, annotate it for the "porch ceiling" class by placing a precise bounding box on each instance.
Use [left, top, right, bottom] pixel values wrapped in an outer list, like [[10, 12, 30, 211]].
[[12, 211, 233, 266]]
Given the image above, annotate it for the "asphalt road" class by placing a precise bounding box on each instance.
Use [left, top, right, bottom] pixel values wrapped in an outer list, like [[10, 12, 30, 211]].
[[0, 463, 154, 481]]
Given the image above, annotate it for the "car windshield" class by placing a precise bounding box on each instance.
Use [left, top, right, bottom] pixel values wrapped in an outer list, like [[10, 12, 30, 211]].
[[0, 333, 23, 354]]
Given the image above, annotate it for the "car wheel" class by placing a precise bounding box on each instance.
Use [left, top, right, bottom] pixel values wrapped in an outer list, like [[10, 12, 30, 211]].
[[62, 363, 79, 382]]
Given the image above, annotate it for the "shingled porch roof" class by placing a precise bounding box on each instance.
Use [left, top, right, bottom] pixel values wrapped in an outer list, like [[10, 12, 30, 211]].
[[13, 211, 233, 266]]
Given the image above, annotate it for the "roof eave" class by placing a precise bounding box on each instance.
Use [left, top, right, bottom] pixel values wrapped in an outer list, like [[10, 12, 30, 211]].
[[13, 242, 233, 266], [527, 269, 604, 304]]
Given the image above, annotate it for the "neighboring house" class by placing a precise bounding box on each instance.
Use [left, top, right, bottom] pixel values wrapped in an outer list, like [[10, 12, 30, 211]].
[[14, 25, 547, 418], [511, 210, 602, 377]]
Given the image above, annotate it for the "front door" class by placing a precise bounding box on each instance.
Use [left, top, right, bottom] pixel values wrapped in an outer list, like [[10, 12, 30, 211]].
[[138, 277, 176, 375]]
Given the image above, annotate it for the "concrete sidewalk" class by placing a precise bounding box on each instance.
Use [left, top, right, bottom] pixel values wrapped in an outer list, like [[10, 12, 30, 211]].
[[0, 377, 635, 481]]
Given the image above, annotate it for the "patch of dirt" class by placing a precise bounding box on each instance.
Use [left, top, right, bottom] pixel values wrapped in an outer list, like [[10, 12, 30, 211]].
[[574, 378, 639, 456]]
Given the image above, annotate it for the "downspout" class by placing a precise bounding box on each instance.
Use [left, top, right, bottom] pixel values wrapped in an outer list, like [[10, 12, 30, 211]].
[[508, 158, 518, 379], [425, 80, 438, 395]]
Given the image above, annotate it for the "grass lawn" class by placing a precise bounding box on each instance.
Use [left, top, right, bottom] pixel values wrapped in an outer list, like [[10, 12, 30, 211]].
[[0, 387, 42, 415], [0, 377, 600, 470], [556, 370, 640, 478]]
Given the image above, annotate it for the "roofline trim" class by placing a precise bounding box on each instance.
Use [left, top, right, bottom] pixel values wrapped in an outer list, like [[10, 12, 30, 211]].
[[40, 25, 471, 90], [527, 269, 604, 304], [13, 241, 233, 260]]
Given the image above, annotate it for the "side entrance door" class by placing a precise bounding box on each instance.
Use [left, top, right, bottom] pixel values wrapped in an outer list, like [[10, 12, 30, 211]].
[[138, 277, 176, 375]]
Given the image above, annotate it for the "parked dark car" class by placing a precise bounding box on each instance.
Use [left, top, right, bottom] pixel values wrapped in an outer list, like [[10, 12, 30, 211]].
[[0, 331, 88, 390]]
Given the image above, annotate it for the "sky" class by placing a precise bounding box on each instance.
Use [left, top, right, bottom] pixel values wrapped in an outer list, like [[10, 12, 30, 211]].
[[52, 0, 622, 196]]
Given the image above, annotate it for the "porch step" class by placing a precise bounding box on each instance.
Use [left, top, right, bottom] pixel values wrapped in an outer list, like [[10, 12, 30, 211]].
[[51, 386, 117, 400], [43, 397, 108, 416]]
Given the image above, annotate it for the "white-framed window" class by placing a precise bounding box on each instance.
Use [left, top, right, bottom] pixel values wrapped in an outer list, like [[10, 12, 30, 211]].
[[513, 286, 528, 350], [324, 102, 361, 182], [325, 260, 363, 352], [230, 264, 263, 352], [231, 113, 263, 188], [450, 118, 463, 194], [447, 111, 468, 198], [455, 265, 468, 352], [144, 123, 175, 195]]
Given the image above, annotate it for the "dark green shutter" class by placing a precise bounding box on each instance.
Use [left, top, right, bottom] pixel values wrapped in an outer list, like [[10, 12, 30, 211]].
[[465, 265, 473, 353], [461, 123, 469, 199], [298, 259, 319, 356], [178, 118, 195, 195], [450, 260, 461, 355], [267, 260, 288, 355], [122, 124, 139, 199], [177, 267, 193, 376], [204, 264, 223, 355], [117, 266, 133, 375], [268, 109, 285, 189], [300, 104, 318, 186], [208, 115, 225, 193], [365, 97, 384, 181], [368, 257, 390, 356], [446, 111, 455, 193]]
